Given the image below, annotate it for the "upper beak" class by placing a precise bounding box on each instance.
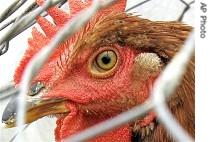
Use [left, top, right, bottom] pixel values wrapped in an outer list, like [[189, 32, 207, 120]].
[[2, 91, 70, 128]]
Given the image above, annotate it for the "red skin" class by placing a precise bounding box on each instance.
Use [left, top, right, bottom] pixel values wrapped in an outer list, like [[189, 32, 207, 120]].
[[46, 45, 155, 141], [14, 0, 156, 141]]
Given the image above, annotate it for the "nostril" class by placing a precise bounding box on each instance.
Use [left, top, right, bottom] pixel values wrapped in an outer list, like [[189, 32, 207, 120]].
[[29, 82, 45, 96]]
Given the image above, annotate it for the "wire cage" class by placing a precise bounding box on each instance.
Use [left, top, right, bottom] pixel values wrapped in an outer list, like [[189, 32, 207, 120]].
[[0, 0, 194, 142]]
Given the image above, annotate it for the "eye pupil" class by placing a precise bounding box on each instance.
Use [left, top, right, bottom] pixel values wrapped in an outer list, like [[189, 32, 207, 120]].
[[102, 56, 111, 65], [95, 50, 117, 71]]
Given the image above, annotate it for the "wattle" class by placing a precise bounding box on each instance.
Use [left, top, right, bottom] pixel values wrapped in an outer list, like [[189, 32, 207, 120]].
[[54, 104, 131, 142]]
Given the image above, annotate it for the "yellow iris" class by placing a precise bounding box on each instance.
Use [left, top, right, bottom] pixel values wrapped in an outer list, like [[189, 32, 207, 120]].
[[96, 50, 117, 70]]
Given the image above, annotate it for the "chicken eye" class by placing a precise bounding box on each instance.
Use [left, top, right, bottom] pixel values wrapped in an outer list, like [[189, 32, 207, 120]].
[[88, 48, 119, 78], [96, 50, 117, 70]]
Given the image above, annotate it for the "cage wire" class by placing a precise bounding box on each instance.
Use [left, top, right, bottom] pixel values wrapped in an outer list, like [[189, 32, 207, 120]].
[[0, 0, 194, 142]]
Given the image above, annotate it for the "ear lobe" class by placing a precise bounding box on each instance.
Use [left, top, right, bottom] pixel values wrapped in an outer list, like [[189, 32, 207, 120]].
[[132, 53, 162, 80], [68, 0, 127, 17]]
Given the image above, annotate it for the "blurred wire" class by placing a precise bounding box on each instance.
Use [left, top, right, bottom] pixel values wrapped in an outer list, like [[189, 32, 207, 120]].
[[0, 1, 38, 32], [0, 0, 67, 56], [9, 125, 29, 142], [0, 41, 9, 56], [0, 0, 27, 23], [126, 0, 152, 12], [0, 83, 19, 100], [0, 0, 67, 32], [178, 0, 195, 21], [151, 32, 194, 142]]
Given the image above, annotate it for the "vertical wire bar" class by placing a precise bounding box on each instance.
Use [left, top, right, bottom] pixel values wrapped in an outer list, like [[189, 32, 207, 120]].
[[9, 125, 29, 142], [13, 0, 67, 141], [151, 32, 194, 142]]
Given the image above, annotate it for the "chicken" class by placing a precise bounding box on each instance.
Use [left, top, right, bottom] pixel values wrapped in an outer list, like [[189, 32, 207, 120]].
[[2, 0, 194, 142]]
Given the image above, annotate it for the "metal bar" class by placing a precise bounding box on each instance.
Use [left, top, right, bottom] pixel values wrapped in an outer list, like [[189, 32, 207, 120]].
[[0, 41, 9, 56], [9, 125, 29, 142], [0, 0, 27, 23], [0, 86, 19, 100], [0, 83, 16, 94], [151, 32, 194, 142], [0, 0, 67, 32], [0, 19, 16, 31], [0, 0, 65, 51], [0, 0, 67, 56], [126, 0, 152, 12], [177, 0, 195, 21]]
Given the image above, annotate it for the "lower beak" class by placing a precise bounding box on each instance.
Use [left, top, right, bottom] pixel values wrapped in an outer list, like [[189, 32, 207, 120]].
[[2, 95, 70, 128]]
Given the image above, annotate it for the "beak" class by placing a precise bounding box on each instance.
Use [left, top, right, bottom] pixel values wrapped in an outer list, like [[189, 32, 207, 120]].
[[2, 95, 70, 128]]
